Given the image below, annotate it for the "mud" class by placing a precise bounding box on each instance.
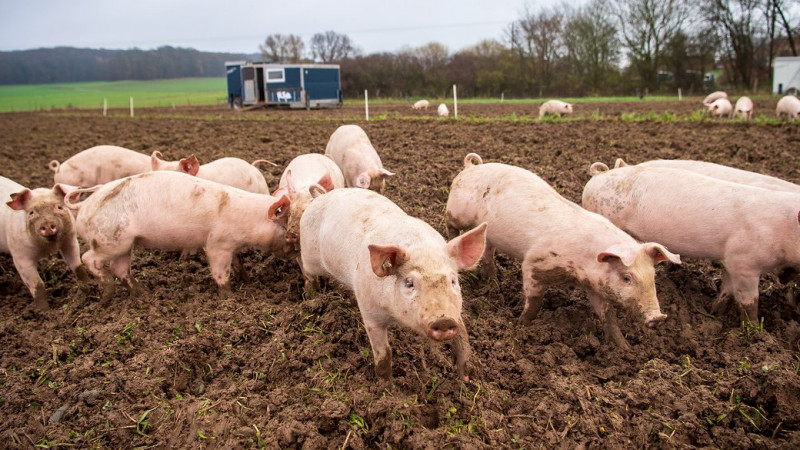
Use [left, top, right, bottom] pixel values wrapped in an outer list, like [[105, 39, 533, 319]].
[[1, 99, 799, 448]]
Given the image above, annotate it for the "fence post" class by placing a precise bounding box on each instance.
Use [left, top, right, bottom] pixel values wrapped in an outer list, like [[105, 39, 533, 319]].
[[678, 88, 682, 101], [453, 84, 458, 119], [103, 98, 107, 116], [130, 97, 134, 117], [364, 90, 369, 121]]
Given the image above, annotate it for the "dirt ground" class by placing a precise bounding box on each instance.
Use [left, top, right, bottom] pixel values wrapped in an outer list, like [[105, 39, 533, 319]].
[[1, 98, 799, 449]]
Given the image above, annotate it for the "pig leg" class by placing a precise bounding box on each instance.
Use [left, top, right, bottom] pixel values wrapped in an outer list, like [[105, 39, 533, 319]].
[[232, 254, 250, 283], [445, 222, 460, 240], [60, 240, 90, 282], [519, 260, 545, 325], [205, 247, 233, 297], [81, 249, 117, 301], [479, 243, 497, 282], [587, 292, 630, 350], [728, 269, 761, 325], [363, 317, 392, 380], [298, 254, 321, 296], [710, 271, 735, 315], [109, 253, 143, 297], [11, 255, 48, 310], [451, 317, 471, 382]]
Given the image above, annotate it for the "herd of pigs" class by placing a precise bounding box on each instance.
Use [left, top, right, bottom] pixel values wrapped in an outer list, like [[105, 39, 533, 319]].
[[2, 109, 800, 382]]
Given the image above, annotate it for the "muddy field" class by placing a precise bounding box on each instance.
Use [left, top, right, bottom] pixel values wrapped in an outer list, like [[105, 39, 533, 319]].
[[1, 99, 799, 448]]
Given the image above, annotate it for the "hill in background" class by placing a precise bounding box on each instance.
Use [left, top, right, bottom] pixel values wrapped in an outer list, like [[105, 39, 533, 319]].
[[0, 46, 258, 85]]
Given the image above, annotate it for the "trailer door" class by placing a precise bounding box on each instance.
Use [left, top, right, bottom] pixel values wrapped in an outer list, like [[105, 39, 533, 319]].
[[242, 66, 258, 104]]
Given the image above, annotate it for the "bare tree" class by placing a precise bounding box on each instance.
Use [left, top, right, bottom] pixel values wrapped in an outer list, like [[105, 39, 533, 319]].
[[508, 6, 565, 96], [701, 0, 763, 88], [563, 0, 621, 94], [613, 0, 691, 91], [259, 34, 305, 63], [311, 31, 357, 63]]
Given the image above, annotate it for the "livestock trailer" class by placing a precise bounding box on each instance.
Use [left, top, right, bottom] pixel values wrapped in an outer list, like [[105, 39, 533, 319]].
[[773, 56, 800, 95], [225, 61, 342, 109]]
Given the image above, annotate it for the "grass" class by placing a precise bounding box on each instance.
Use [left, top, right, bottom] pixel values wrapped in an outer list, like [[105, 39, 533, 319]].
[[0, 78, 227, 112]]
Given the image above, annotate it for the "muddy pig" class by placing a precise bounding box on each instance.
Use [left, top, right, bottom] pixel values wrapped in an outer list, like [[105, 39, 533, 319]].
[[776, 95, 800, 119], [324, 125, 394, 193], [614, 159, 800, 194], [706, 98, 733, 118], [1, 176, 89, 310], [300, 188, 487, 381], [274, 153, 345, 244], [150, 153, 271, 194], [50, 145, 168, 187], [733, 96, 754, 119], [445, 154, 679, 348], [583, 163, 800, 324], [65, 171, 291, 300], [538, 100, 573, 118]]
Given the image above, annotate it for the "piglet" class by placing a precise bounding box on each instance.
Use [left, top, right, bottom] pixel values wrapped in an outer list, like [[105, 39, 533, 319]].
[[733, 96, 754, 119], [412, 99, 430, 110], [776, 95, 800, 119], [50, 145, 164, 187], [437, 104, 450, 117], [583, 163, 800, 325], [538, 100, 573, 118], [300, 188, 487, 381], [1, 176, 89, 310], [151, 154, 271, 194], [65, 171, 291, 300], [324, 125, 394, 193], [706, 98, 733, 118], [446, 154, 679, 349]]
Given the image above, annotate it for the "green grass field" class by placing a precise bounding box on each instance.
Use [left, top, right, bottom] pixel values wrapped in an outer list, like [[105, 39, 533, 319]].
[[0, 78, 228, 112]]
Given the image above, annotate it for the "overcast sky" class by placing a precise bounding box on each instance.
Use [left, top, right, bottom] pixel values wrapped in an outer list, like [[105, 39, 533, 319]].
[[0, 0, 539, 56]]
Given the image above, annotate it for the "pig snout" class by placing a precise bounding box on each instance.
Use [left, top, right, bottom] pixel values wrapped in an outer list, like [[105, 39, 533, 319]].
[[427, 317, 459, 341], [285, 232, 298, 244], [645, 312, 668, 327], [38, 222, 59, 237]]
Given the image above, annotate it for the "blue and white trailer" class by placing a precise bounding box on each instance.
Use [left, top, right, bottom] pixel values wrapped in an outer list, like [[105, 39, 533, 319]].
[[225, 61, 342, 109]]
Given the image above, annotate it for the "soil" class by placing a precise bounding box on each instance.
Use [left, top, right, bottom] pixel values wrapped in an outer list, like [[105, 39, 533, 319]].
[[1, 98, 799, 449]]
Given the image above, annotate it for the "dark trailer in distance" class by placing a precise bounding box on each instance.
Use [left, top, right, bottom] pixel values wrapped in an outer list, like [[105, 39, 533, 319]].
[[225, 62, 342, 109]]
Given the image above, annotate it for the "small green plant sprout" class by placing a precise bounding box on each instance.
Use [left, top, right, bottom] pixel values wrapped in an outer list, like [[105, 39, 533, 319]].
[[737, 357, 751, 375], [136, 408, 156, 435], [349, 413, 369, 435], [115, 318, 140, 345], [252, 424, 267, 449]]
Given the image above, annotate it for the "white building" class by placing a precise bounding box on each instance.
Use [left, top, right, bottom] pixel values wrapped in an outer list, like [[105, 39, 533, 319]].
[[773, 56, 800, 95]]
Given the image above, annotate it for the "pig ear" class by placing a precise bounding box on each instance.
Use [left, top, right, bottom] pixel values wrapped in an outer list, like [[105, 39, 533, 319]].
[[643, 243, 681, 265], [379, 168, 395, 177], [272, 186, 289, 198], [179, 155, 200, 176], [267, 195, 290, 220], [368, 244, 409, 277], [7, 189, 32, 211], [447, 222, 487, 270], [316, 174, 334, 192], [150, 151, 163, 170], [52, 183, 78, 199], [356, 172, 371, 188], [597, 244, 636, 267], [285, 170, 297, 194], [309, 184, 327, 198]]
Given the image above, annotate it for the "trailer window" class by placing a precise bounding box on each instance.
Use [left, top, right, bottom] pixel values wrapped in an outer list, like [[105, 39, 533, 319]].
[[266, 69, 285, 83]]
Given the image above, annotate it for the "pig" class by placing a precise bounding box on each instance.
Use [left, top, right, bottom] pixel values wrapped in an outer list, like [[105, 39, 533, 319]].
[[437, 104, 450, 117], [412, 99, 430, 110], [614, 159, 800, 194], [582, 163, 800, 325], [702, 91, 728, 106], [324, 125, 395, 193], [299, 188, 487, 381], [65, 171, 291, 300], [776, 95, 800, 119], [150, 154, 270, 194], [274, 153, 345, 244], [1, 176, 89, 310], [733, 96, 754, 119], [445, 154, 679, 349], [49, 145, 165, 187], [706, 98, 733, 118], [538, 100, 574, 118]]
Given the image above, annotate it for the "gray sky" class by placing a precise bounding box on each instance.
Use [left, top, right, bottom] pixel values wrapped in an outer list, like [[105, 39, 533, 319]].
[[0, 0, 536, 55]]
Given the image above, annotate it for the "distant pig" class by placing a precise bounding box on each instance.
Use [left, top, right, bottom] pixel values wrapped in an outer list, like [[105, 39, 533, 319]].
[[776, 95, 800, 119], [582, 163, 800, 324], [50, 145, 165, 187], [1, 176, 89, 310], [437, 104, 450, 116], [706, 98, 733, 118], [445, 154, 679, 349], [412, 99, 430, 110], [274, 153, 345, 244], [150, 154, 271, 194], [538, 100, 573, 118], [702, 91, 728, 106], [733, 96, 754, 119], [300, 188, 487, 380], [616, 159, 800, 193], [65, 171, 291, 300], [324, 125, 395, 193]]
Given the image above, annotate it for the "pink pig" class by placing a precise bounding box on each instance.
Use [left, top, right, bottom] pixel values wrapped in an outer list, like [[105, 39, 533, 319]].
[[324, 125, 394, 193], [702, 91, 728, 106], [1, 176, 89, 310], [582, 163, 800, 324], [538, 100, 573, 118], [733, 96, 754, 119], [50, 145, 166, 187], [150, 153, 271, 194], [274, 153, 346, 244], [706, 98, 733, 118], [446, 154, 680, 349], [299, 188, 487, 381], [65, 171, 291, 300]]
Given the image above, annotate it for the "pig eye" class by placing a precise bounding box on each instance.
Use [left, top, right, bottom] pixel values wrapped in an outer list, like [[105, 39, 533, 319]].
[[57, 205, 64, 210], [404, 278, 415, 289], [28, 211, 34, 216], [622, 274, 633, 285]]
